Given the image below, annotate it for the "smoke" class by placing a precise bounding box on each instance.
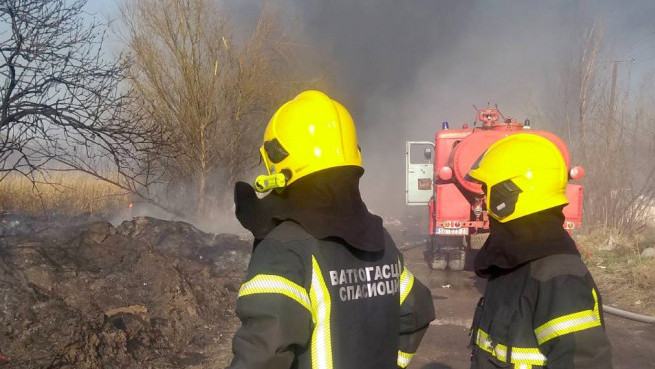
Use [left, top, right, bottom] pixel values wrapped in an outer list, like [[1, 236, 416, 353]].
[[268, 0, 655, 217], [89, 0, 655, 228]]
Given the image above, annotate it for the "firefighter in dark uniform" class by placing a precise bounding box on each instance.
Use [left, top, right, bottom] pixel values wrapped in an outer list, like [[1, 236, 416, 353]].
[[228, 90, 435, 369], [466, 133, 612, 369]]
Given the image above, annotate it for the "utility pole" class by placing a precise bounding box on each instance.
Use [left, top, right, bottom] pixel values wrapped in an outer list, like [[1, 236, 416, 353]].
[[603, 59, 635, 120], [609, 61, 618, 119]]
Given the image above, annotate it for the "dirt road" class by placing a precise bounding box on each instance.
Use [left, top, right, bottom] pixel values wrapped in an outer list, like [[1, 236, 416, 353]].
[[401, 246, 655, 369]]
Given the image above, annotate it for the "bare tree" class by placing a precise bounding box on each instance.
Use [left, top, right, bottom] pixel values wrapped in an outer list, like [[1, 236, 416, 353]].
[[0, 0, 161, 187], [550, 23, 655, 232], [121, 0, 324, 216], [535, 22, 655, 232]]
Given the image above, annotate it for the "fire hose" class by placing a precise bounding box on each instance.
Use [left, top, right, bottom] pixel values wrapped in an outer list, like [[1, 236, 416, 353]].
[[603, 305, 655, 324]]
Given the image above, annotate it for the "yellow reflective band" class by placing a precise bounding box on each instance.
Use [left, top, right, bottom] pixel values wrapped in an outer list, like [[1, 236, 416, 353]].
[[510, 347, 547, 365], [310, 256, 333, 369], [475, 329, 546, 366], [397, 350, 414, 368], [514, 364, 532, 369], [238, 274, 311, 312], [399, 266, 415, 305], [534, 289, 602, 345], [476, 329, 508, 362]]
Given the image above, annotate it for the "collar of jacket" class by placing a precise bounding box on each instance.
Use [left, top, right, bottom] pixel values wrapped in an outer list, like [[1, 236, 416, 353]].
[[234, 166, 385, 252], [474, 206, 580, 279]]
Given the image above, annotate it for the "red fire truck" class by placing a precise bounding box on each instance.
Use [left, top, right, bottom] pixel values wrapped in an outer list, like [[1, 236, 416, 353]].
[[405, 107, 584, 270]]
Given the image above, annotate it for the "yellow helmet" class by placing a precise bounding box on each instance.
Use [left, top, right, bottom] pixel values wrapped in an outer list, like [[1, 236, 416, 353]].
[[467, 133, 569, 223], [254, 90, 362, 192]]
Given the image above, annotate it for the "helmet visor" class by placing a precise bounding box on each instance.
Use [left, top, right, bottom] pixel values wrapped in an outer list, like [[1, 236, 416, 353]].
[[488, 179, 523, 220], [263, 138, 289, 164]]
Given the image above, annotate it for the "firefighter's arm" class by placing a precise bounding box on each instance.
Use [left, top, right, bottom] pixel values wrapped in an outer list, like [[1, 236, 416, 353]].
[[228, 239, 312, 369], [397, 260, 435, 368], [533, 275, 612, 369]]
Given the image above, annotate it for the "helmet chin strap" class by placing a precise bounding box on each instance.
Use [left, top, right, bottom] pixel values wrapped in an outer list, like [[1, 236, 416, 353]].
[[254, 173, 287, 193]]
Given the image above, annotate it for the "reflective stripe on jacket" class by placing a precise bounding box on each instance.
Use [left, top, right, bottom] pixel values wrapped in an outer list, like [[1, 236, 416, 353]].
[[229, 221, 435, 369], [470, 254, 612, 369]]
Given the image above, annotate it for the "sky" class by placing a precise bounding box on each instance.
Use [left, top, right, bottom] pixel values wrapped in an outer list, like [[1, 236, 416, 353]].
[[84, 0, 655, 217], [85, 0, 118, 18]]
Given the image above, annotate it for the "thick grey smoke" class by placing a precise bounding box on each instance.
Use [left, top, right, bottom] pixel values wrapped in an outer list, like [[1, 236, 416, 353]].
[[274, 0, 655, 217], [91, 0, 655, 222]]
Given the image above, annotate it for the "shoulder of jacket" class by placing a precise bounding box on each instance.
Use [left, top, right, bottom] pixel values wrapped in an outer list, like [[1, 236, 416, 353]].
[[265, 220, 314, 244], [529, 254, 589, 282]]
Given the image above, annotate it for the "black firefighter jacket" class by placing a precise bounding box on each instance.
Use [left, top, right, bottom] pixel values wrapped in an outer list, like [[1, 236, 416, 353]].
[[470, 208, 612, 369], [228, 167, 435, 369]]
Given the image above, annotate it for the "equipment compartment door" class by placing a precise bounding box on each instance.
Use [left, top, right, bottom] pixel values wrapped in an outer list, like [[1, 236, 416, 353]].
[[406, 141, 435, 205]]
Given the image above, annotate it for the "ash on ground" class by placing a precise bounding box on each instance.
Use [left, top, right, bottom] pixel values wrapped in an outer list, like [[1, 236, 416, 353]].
[[0, 215, 252, 368]]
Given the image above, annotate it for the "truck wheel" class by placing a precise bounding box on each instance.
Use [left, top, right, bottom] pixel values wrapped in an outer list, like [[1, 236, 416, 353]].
[[426, 236, 448, 270], [447, 250, 466, 271], [462, 234, 488, 271], [469, 233, 489, 249], [431, 251, 448, 270]]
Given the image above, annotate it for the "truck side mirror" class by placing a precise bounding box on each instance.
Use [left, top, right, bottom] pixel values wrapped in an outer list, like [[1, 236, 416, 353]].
[[424, 147, 433, 160]]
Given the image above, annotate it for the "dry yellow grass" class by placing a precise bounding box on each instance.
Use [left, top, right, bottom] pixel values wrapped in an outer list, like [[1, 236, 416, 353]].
[[577, 228, 655, 316], [0, 172, 131, 216]]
